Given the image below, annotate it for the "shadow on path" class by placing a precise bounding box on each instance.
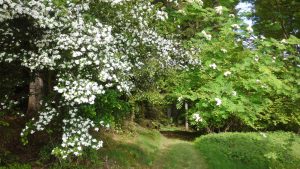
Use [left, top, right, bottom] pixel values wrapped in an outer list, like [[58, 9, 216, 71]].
[[160, 130, 203, 141]]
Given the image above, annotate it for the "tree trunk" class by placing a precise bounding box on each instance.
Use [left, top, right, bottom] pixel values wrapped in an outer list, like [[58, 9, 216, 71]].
[[167, 107, 172, 118], [185, 102, 189, 131], [274, 0, 289, 39], [224, 120, 234, 132], [130, 103, 136, 123], [27, 73, 43, 115]]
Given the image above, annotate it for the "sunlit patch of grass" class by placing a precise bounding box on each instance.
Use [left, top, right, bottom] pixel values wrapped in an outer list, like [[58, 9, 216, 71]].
[[94, 127, 163, 168]]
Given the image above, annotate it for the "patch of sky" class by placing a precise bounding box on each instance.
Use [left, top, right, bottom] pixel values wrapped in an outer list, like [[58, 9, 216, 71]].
[[236, 1, 254, 26]]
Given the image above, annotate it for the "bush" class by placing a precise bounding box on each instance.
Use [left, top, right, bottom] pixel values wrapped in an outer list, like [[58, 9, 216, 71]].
[[195, 132, 300, 169]]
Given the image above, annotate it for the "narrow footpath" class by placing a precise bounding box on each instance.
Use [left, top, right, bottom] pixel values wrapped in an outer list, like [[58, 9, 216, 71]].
[[152, 135, 208, 169]]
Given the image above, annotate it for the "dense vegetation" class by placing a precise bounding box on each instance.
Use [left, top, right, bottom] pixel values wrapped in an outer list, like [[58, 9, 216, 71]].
[[0, 0, 299, 168]]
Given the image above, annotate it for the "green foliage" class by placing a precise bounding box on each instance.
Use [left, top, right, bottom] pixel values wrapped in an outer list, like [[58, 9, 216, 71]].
[[195, 132, 300, 169], [0, 112, 9, 127], [80, 89, 130, 127], [38, 144, 55, 163], [155, 2, 300, 131]]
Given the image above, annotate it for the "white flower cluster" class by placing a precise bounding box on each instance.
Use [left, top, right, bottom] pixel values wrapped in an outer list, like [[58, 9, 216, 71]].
[[52, 109, 103, 158], [232, 91, 237, 96], [21, 102, 58, 137], [254, 55, 259, 62], [0, 95, 19, 110], [100, 0, 130, 6], [215, 98, 222, 106], [156, 10, 169, 21], [231, 24, 241, 29], [31, 105, 57, 132], [0, 0, 63, 70], [215, 6, 223, 15], [20, 103, 109, 158], [221, 48, 228, 53], [209, 63, 217, 69], [201, 30, 212, 41], [115, 1, 199, 68], [224, 71, 232, 77], [54, 77, 105, 105], [192, 113, 203, 122], [186, 0, 203, 6], [167, 0, 179, 6], [246, 25, 254, 33]]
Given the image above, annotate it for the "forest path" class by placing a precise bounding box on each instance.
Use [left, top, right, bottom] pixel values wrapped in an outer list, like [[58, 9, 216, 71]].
[[151, 135, 208, 169]]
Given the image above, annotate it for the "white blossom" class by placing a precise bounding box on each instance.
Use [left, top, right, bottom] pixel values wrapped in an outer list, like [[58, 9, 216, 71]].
[[231, 24, 240, 29], [209, 63, 217, 69], [232, 91, 237, 96], [224, 71, 232, 77], [187, 0, 203, 6], [246, 25, 253, 33], [254, 56, 259, 62], [281, 39, 287, 44], [221, 48, 228, 53], [215, 98, 222, 106], [215, 6, 223, 15], [260, 35, 266, 40], [201, 30, 212, 41], [229, 14, 235, 18], [192, 113, 203, 122]]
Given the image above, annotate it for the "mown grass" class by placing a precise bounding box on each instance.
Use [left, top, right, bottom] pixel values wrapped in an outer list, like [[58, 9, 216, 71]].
[[194, 132, 300, 169]]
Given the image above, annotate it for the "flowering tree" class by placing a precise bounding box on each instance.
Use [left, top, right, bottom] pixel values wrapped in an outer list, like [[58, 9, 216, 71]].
[[0, 0, 197, 158]]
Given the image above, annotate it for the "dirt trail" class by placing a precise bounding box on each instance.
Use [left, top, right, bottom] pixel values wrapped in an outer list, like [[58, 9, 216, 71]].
[[152, 136, 208, 169]]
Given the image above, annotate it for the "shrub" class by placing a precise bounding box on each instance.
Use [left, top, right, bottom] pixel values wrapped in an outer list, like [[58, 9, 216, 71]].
[[195, 132, 300, 169]]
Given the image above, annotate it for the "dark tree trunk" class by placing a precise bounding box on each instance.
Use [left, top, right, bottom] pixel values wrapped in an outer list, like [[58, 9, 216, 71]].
[[130, 103, 136, 123], [27, 72, 43, 115]]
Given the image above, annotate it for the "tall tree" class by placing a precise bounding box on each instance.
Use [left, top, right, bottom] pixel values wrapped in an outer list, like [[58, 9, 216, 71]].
[[243, 0, 300, 39]]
